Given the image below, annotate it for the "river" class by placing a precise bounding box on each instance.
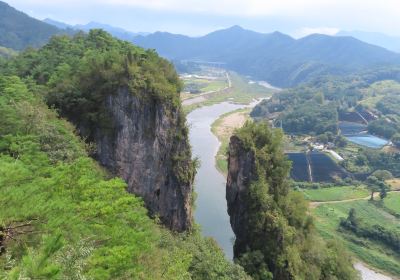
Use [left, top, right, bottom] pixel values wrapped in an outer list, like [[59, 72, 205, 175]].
[[187, 102, 394, 279], [187, 102, 249, 259]]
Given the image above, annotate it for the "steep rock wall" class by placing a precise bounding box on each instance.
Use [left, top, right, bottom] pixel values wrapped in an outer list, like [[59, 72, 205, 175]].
[[226, 135, 257, 256], [94, 88, 194, 232]]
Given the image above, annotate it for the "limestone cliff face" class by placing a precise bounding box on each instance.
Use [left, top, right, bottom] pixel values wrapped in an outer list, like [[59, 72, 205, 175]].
[[226, 135, 257, 256], [93, 88, 194, 232]]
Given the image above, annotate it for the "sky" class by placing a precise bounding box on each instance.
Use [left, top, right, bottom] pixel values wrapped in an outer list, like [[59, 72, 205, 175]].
[[5, 0, 400, 37]]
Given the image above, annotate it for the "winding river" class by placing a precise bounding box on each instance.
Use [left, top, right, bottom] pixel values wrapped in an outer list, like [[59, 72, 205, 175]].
[[187, 102, 394, 279], [187, 102, 248, 259]]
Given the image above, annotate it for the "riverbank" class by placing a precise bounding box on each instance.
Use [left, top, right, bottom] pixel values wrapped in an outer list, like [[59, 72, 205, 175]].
[[211, 108, 251, 175], [182, 72, 275, 113]]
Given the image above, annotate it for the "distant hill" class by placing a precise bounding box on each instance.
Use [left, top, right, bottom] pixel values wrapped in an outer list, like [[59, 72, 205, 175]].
[[43, 18, 71, 30], [133, 26, 400, 87], [337, 30, 400, 53], [44, 18, 149, 42], [0, 1, 70, 50]]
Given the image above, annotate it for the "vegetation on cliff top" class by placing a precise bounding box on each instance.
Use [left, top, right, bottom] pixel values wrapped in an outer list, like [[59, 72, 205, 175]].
[[1, 29, 182, 141], [231, 122, 358, 280], [0, 75, 249, 279]]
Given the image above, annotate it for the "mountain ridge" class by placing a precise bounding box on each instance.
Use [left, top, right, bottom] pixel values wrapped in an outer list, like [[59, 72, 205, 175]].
[[133, 26, 400, 87], [44, 18, 150, 41], [337, 30, 400, 53]]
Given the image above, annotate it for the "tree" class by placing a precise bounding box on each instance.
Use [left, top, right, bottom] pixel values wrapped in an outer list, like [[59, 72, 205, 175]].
[[366, 175, 390, 200], [372, 170, 393, 181], [392, 133, 400, 148], [228, 122, 357, 280]]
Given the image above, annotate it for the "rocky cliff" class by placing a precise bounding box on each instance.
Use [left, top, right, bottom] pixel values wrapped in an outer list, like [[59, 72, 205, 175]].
[[93, 87, 195, 232], [226, 135, 257, 256], [3, 30, 196, 232]]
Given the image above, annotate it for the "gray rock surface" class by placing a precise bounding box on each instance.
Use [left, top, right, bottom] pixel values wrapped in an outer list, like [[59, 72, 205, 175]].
[[94, 88, 194, 231]]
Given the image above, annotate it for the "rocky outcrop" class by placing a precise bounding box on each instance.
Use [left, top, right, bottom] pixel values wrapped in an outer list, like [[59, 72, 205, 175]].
[[93, 88, 195, 232], [226, 135, 257, 256]]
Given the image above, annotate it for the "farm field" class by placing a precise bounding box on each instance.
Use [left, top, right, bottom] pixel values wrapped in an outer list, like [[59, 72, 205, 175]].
[[287, 152, 349, 182], [313, 199, 400, 277], [383, 192, 400, 216], [183, 78, 228, 94], [183, 72, 274, 113], [309, 152, 350, 182], [301, 186, 369, 202], [287, 153, 310, 181]]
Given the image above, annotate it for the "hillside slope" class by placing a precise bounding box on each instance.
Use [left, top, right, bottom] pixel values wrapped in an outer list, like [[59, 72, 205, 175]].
[[2, 29, 196, 232], [0, 1, 70, 50], [134, 26, 400, 87], [0, 75, 250, 279]]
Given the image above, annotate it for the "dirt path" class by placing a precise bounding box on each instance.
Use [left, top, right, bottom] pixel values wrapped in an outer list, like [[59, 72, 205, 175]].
[[309, 190, 400, 208]]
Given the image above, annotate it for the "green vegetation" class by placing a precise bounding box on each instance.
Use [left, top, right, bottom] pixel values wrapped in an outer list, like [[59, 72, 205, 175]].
[[183, 78, 227, 94], [280, 102, 338, 135], [382, 192, 400, 216], [0, 1, 72, 50], [251, 85, 342, 135], [231, 122, 357, 280], [343, 148, 400, 177], [313, 200, 400, 276], [1, 30, 182, 142], [340, 208, 400, 252], [0, 74, 250, 279], [0, 46, 17, 58], [301, 186, 369, 202], [184, 72, 273, 113], [211, 108, 250, 174], [134, 26, 400, 88], [368, 118, 399, 139]]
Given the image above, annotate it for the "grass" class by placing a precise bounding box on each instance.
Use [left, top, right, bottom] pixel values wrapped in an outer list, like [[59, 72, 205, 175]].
[[383, 192, 400, 216], [211, 108, 251, 175], [183, 72, 274, 114], [312, 200, 400, 277], [359, 80, 400, 108], [201, 80, 227, 92], [301, 186, 369, 202]]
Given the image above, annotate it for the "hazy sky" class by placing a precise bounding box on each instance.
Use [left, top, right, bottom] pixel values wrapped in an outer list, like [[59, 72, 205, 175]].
[[5, 0, 400, 37]]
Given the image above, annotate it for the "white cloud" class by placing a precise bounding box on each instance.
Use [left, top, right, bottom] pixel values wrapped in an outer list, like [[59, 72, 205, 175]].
[[10, 0, 400, 17], [6, 0, 400, 36]]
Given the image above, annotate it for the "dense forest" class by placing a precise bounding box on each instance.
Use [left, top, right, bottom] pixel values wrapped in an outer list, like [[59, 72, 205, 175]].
[[0, 1, 72, 50], [1, 29, 183, 142], [0, 32, 250, 279], [252, 68, 400, 138]]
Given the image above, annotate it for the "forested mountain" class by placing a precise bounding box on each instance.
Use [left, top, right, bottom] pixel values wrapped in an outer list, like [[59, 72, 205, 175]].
[[134, 26, 400, 87], [337, 30, 400, 53], [0, 1, 71, 50]]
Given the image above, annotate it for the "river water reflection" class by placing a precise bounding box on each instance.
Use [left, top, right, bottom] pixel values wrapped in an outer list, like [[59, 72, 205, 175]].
[[187, 102, 257, 259]]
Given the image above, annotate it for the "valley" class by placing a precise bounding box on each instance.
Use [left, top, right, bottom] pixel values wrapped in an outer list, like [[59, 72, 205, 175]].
[[183, 64, 400, 279], [1, 1, 400, 279]]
